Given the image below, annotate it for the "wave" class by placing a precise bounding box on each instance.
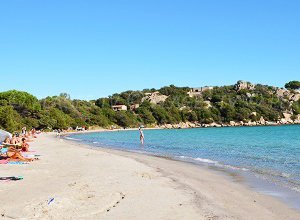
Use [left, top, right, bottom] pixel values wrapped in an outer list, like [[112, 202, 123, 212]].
[[64, 137, 82, 141], [176, 156, 249, 171], [254, 168, 292, 179]]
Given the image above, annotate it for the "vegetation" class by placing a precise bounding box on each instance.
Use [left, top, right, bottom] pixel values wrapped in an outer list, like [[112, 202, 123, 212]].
[[285, 81, 300, 90], [0, 81, 299, 133]]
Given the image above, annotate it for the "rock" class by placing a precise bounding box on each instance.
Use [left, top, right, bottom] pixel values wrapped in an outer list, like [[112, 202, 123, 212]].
[[187, 122, 196, 128], [258, 117, 265, 125], [235, 81, 255, 91], [164, 124, 172, 129], [250, 112, 257, 116], [282, 112, 293, 123], [245, 121, 256, 126], [289, 93, 300, 102], [229, 121, 236, 126], [209, 122, 221, 127], [204, 101, 212, 108], [276, 88, 290, 98], [265, 121, 278, 125], [141, 92, 168, 104], [280, 118, 287, 124], [294, 115, 300, 124]]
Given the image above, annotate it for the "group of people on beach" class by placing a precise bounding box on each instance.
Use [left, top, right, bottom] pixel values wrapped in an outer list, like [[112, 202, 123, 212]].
[[0, 127, 40, 162]]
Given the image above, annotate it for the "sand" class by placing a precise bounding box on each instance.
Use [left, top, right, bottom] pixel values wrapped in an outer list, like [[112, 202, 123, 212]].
[[0, 133, 299, 220]]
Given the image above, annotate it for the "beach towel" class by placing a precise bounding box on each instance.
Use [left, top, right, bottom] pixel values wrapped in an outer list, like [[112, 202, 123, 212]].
[[7, 161, 28, 165], [0, 159, 8, 164], [23, 154, 40, 159]]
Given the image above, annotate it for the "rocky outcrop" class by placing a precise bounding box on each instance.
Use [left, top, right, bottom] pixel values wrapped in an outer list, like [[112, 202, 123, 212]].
[[289, 93, 300, 102], [294, 114, 300, 124], [258, 117, 266, 125], [235, 81, 255, 91], [276, 88, 290, 98], [141, 92, 168, 104], [280, 112, 294, 124]]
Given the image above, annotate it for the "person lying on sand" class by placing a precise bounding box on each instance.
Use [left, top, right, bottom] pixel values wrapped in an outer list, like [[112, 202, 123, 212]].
[[0, 146, 36, 162], [6, 150, 35, 162], [1, 137, 37, 162]]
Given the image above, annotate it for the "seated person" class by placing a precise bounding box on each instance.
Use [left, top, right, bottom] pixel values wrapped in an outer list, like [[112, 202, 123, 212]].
[[10, 134, 19, 145], [3, 137, 11, 145], [2, 136, 21, 149], [21, 138, 30, 152]]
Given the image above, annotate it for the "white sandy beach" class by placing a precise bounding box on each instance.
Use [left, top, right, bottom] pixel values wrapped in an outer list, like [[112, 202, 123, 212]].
[[1, 133, 299, 220]]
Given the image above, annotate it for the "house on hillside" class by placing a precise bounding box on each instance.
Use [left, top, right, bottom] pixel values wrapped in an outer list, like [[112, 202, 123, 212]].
[[112, 105, 127, 111], [187, 86, 213, 97]]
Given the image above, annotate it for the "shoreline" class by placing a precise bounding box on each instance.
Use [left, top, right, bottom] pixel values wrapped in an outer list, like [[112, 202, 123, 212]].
[[60, 122, 300, 136], [1, 133, 299, 219], [62, 135, 300, 219], [64, 133, 300, 218], [65, 132, 300, 213]]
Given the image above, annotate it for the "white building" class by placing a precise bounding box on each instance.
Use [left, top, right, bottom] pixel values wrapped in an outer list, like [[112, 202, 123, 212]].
[[112, 105, 127, 111]]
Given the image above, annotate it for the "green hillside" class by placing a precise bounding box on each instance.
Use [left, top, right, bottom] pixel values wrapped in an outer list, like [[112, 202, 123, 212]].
[[0, 81, 299, 132]]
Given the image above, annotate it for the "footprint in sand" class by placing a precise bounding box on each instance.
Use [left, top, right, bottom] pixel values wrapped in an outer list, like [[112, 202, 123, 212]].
[[136, 172, 152, 179], [76, 192, 126, 218]]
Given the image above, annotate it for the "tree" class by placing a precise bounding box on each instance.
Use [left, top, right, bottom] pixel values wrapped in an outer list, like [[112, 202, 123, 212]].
[[0, 106, 23, 132], [285, 81, 300, 90], [0, 90, 41, 116], [48, 108, 73, 129], [136, 107, 156, 124], [95, 98, 111, 108]]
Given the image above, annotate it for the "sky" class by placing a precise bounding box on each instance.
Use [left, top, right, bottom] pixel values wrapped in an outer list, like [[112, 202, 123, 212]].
[[0, 0, 299, 100]]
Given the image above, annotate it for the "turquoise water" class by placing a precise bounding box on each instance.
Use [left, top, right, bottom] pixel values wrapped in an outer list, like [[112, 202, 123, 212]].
[[69, 125, 300, 194]]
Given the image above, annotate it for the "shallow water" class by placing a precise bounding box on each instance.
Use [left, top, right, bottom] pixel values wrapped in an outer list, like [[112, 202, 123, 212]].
[[69, 125, 300, 208]]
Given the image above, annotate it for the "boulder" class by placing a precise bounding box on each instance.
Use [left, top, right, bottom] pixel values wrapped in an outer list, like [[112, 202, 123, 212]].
[[245, 121, 256, 126], [258, 117, 265, 125], [293, 114, 300, 124], [283, 112, 293, 123], [210, 122, 221, 127], [142, 92, 168, 104], [289, 93, 300, 102], [229, 121, 236, 126], [250, 112, 257, 116], [276, 88, 290, 98], [235, 81, 255, 91]]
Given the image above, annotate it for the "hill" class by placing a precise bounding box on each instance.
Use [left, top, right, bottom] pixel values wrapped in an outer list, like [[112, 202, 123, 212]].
[[0, 80, 299, 132]]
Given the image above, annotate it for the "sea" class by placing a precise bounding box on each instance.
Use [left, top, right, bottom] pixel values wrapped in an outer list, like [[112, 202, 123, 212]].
[[67, 125, 300, 210]]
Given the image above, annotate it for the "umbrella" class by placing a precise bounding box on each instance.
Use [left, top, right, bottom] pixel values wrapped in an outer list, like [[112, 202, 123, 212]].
[[0, 129, 12, 142]]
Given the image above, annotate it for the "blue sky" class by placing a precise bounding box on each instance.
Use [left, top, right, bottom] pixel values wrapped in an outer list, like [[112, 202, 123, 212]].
[[0, 0, 299, 100]]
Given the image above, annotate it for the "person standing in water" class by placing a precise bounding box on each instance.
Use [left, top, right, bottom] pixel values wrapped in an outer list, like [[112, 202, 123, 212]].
[[139, 127, 144, 144]]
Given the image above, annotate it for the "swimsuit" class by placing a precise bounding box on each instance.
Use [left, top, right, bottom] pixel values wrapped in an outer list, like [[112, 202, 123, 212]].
[[0, 148, 8, 154]]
